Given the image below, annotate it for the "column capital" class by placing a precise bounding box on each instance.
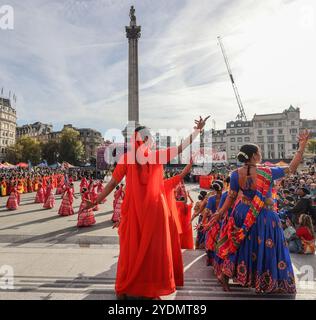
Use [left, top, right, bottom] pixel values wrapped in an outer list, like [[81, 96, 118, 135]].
[[126, 25, 141, 39]]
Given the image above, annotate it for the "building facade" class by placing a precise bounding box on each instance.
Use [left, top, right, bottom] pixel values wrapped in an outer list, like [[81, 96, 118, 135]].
[[226, 120, 253, 163], [253, 106, 300, 161], [301, 119, 316, 139], [16, 122, 53, 142], [0, 98, 17, 160], [211, 129, 227, 152]]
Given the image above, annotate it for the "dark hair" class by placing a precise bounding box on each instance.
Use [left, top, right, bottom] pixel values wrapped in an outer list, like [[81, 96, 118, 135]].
[[237, 144, 259, 163], [225, 176, 230, 184], [212, 180, 224, 192], [135, 126, 152, 142], [198, 191, 207, 200]]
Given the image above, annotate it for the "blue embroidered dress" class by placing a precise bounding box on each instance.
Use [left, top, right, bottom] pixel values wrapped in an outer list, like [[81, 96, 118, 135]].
[[218, 167, 296, 294]]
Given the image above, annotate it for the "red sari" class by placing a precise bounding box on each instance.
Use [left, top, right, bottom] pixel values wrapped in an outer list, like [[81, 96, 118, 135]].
[[112, 186, 124, 223], [77, 192, 96, 227], [112, 136, 177, 298], [164, 175, 184, 287], [176, 201, 194, 249], [35, 184, 45, 203], [6, 187, 19, 210], [58, 187, 75, 216]]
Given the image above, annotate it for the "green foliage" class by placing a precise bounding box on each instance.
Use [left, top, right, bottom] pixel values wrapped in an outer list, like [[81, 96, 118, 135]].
[[59, 128, 84, 165]]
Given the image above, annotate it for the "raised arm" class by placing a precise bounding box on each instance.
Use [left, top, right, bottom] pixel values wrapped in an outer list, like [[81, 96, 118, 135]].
[[177, 116, 210, 154], [289, 130, 310, 174]]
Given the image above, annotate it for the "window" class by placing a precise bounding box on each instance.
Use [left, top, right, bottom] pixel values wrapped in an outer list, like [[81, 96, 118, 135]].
[[258, 130, 263, 135], [278, 144, 285, 151], [278, 121, 282, 127], [278, 135, 285, 142], [268, 144, 275, 151], [267, 136, 274, 143], [278, 129, 283, 134], [237, 129, 242, 134], [291, 121, 296, 126], [237, 137, 242, 142], [245, 137, 250, 142], [267, 122, 274, 127], [231, 146, 235, 151], [230, 138, 235, 142], [244, 128, 249, 134], [257, 136, 264, 143], [267, 129, 274, 135], [258, 123, 262, 128], [290, 128, 298, 134], [292, 143, 298, 150], [230, 129, 235, 134]]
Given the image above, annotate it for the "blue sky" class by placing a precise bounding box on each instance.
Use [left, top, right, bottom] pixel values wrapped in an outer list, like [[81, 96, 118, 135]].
[[1, 0, 315, 137]]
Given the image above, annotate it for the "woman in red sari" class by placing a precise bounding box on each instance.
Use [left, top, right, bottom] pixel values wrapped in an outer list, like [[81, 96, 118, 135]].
[[176, 190, 194, 249], [6, 185, 19, 210], [43, 181, 55, 209], [77, 187, 96, 227], [164, 161, 193, 287], [87, 116, 209, 299], [35, 182, 45, 203], [112, 184, 125, 223], [58, 183, 76, 216]]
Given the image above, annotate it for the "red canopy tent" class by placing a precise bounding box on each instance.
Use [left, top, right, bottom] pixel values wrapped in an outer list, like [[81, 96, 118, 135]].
[[16, 162, 29, 168]]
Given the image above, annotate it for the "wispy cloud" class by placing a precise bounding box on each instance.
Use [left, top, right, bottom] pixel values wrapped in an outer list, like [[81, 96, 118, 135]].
[[0, 0, 315, 136]]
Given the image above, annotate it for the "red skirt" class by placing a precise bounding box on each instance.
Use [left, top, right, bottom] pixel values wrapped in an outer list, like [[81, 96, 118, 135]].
[[77, 208, 96, 227], [6, 194, 18, 210], [58, 198, 74, 216], [35, 190, 45, 203], [43, 194, 55, 209]]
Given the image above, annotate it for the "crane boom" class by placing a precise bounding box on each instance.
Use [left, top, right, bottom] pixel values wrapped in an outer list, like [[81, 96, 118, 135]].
[[217, 36, 247, 121]]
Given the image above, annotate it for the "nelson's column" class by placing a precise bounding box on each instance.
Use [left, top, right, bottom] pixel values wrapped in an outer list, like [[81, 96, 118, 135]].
[[123, 6, 141, 142]]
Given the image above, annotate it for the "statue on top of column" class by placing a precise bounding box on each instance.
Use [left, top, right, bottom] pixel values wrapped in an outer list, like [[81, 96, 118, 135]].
[[130, 6, 136, 26]]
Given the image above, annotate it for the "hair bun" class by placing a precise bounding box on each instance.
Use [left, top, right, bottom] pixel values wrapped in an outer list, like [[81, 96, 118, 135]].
[[237, 151, 248, 163]]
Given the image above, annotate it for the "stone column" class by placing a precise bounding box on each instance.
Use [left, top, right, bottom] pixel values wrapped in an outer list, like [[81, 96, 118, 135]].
[[125, 6, 141, 137]]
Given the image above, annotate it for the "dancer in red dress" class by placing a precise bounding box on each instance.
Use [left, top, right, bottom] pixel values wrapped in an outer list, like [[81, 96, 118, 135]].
[[43, 181, 55, 209], [86, 116, 209, 299], [80, 177, 88, 194], [77, 187, 96, 227], [58, 183, 76, 216], [164, 161, 193, 287], [35, 182, 46, 203], [176, 190, 194, 249], [6, 185, 19, 210], [97, 180, 106, 204], [89, 181, 99, 211], [112, 184, 125, 223]]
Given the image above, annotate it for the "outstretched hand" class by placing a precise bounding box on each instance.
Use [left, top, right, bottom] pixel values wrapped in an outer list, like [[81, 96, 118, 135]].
[[298, 130, 310, 150], [194, 116, 210, 131]]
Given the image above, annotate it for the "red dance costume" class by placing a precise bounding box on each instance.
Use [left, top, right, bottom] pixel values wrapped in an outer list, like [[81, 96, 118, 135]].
[[6, 187, 19, 210], [111, 133, 177, 298], [77, 191, 96, 227], [43, 184, 55, 209], [35, 184, 45, 203], [112, 186, 125, 223], [58, 187, 75, 216], [164, 175, 184, 287], [176, 200, 194, 250]]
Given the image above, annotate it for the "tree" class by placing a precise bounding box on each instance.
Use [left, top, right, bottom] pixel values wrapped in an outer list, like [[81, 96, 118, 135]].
[[5, 137, 41, 164], [5, 144, 23, 163], [59, 128, 84, 165], [41, 140, 60, 165], [307, 139, 316, 155]]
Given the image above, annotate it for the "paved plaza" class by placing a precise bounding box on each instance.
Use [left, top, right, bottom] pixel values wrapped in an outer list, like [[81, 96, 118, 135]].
[[0, 182, 316, 300]]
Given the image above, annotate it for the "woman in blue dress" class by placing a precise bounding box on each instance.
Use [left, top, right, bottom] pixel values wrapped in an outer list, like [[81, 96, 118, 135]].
[[210, 130, 310, 294], [203, 180, 226, 266]]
